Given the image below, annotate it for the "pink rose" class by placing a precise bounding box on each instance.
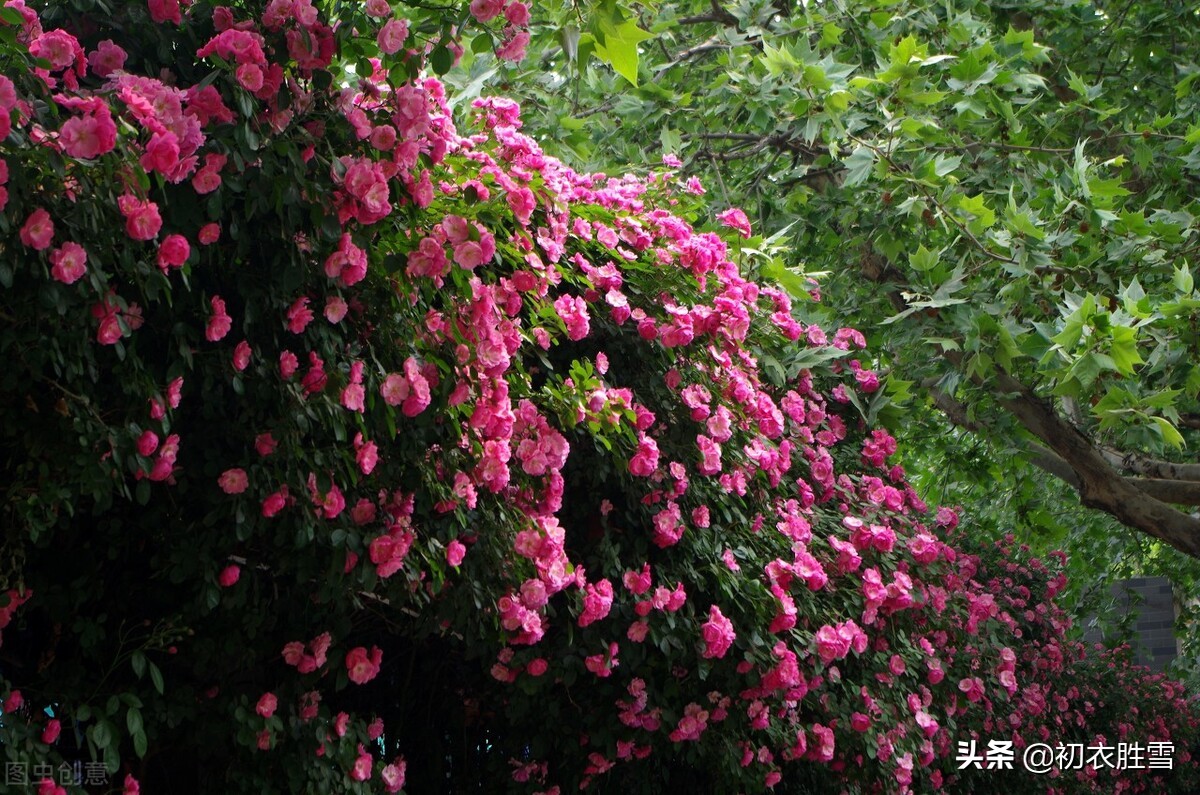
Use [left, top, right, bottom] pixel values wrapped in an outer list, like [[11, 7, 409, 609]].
[[286, 296, 313, 334], [236, 63, 264, 91], [139, 131, 180, 175], [158, 234, 190, 270], [505, 1, 530, 25], [381, 760, 407, 793], [61, 111, 118, 159], [218, 565, 240, 587], [148, 0, 182, 25], [136, 430, 159, 457], [88, 40, 127, 77], [218, 468, 248, 494], [700, 605, 736, 659], [120, 196, 163, 241], [207, 296, 232, 341], [233, 340, 252, 371], [346, 646, 383, 684], [324, 296, 348, 323], [19, 209, 54, 250], [279, 351, 299, 379], [377, 18, 408, 54], [717, 207, 752, 238], [256, 692, 277, 718], [262, 489, 287, 517], [350, 744, 373, 781], [379, 372, 409, 405], [469, 0, 503, 22], [198, 223, 221, 245], [446, 539, 466, 567], [49, 241, 88, 284], [41, 718, 61, 744]]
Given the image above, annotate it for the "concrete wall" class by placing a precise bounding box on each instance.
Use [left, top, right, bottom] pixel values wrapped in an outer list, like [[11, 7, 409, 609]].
[[1081, 576, 1178, 672]]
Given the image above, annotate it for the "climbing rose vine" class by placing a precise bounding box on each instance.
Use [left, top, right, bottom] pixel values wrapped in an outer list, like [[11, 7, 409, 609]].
[[0, 1, 1196, 793]]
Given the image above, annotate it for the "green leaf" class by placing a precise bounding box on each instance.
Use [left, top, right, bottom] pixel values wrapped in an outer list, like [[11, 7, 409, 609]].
[[1108, 327, 1143, 375], [1174, 265, 1194, 294], [1005, 195, 1045, 240], [430, 45, 453, 76], [471, 33, 493, 55], [1151, 416, 1185, 449], [933, 154, 962, 177], [126, 706, 143, 737], [560, 26, 580, 63], [842, 146, 876, 187], [593, 19, 652, 87], [955, 194, 995, 235], [149, 661, 164, 695], [910, 244, 939, 272], [91, 720, 115, 750]]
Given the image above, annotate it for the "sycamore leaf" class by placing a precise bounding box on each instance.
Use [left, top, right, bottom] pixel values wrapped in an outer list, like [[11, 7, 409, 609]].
[[842, 146, 876, 187], [1151, 416, 1185, 449], [1108, 326, 1143, 375], [910, 244, 939, 272], [593, 19, 652, 87], [1174, 265, 1194, 294]]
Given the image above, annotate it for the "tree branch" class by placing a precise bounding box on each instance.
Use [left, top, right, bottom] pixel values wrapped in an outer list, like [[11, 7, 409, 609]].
[[1099, 447, 1200, 483], [926, 362, 1200, 556], [1028, 445, 1200, 506], [678, 0, 738, 27], [975, 361, 1200, 557]]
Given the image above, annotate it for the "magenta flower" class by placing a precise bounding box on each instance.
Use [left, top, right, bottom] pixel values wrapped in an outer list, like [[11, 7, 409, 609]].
[[716, 207, 752, 238], [206, 296, 232, 341], [158, 235, 190, 272], [217, 565, 240, 588]]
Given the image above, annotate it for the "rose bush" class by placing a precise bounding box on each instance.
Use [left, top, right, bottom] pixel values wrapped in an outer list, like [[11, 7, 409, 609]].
[[0, 1, 1196, 793]]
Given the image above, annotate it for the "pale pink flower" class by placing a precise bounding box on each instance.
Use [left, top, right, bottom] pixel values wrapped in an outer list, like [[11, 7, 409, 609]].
[[377, 18, 408, 54], [49, 241, 87, 284], [218, 468, 248, 494], [324, 296, 348, 323], [88, 40, 127, 77], [346, 646, 383, 684], [19, 209, 53, 250], [286, 296, 314, 333], [198, 223, 221, 245]]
